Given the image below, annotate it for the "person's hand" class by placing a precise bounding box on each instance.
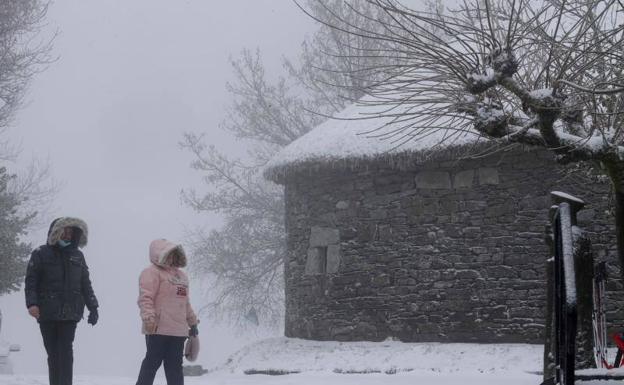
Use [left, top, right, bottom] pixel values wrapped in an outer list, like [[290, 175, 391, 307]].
[[189, 324, 199, 337], [28, 306, 40, 319], [88, 308, 99, 326], [143, 318, 157, 334]]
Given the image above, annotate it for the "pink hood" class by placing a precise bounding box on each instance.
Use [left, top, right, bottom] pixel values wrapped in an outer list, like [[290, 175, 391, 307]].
[[149, 239, 187, 267]]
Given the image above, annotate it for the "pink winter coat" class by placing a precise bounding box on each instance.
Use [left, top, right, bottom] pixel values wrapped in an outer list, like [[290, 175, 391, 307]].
[[138, 239, 198, 337]]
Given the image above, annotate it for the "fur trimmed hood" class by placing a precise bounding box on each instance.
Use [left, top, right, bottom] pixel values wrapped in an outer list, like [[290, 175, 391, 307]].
[[47, 217, 89, 248], [149, 239, 187, 268]]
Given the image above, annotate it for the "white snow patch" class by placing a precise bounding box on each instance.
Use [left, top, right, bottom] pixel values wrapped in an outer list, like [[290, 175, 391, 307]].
[[551, 191, 585, 206], [214, 337, 541, 375], [467, 68, 495, 84], [530, 88, 553, 99], [0, 372, 541, 385], [553, 124, 608, 153], [558, 205, 578, 307], [0, 338, 545, 385]]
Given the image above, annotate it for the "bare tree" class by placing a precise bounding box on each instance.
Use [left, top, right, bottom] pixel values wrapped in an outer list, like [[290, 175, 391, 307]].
[[181, 132, 287, 325], [8, 158, 58, 227], [301, 0, 624, 270], [0, 1, 52, 132], [182, 1, 400, 326], [0, 0, 55, 225]]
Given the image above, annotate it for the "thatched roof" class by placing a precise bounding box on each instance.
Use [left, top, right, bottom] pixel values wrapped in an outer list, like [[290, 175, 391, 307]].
[[264, 101, 489, 185]]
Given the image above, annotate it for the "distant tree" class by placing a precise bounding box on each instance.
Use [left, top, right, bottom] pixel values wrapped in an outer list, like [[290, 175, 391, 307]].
[[0, 0, 53, 295], [182, 0, 399, 326], [181, 129, 287, 325], [0, 167, 35, 295]]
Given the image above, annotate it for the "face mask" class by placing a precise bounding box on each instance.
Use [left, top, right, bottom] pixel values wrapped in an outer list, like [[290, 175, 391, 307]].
[[58, 239, 71, 248]]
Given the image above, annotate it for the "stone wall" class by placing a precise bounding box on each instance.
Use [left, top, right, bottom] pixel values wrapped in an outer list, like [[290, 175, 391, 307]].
[[282, 146, 622, 343]]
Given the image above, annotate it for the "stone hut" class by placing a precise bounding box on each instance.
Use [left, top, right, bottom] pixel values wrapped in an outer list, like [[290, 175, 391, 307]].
[[264, 103, 621, 344]]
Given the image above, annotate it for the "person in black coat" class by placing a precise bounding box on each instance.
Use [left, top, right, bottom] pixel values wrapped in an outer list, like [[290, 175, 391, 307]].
[[24, 217, 99, 385]]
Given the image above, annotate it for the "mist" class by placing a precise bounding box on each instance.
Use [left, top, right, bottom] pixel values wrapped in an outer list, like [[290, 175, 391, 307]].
[[0, 0, 315, 377]]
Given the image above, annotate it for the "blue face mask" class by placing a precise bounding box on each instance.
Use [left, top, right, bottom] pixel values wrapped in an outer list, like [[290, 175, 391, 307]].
[[58, 239, 71, 248]]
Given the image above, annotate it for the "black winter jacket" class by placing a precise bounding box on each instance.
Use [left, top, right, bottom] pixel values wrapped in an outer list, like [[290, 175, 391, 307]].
[[24, 217, 98, 322]]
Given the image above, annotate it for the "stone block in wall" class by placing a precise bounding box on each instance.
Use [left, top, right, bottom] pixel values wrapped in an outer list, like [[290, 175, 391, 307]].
[[341, 227, 357, 240], [485, 204, 514, 218], [487, 305, 510, 319], [453, 170, 475, 188], [477, 168, 499, 185], [370, 209, 388, 220], [336, 200, 349, 210], [518, 195, 549, 210], [577, 208, 595, 225], [415, 171, 451, 189], [486, 265, 518, 279], [330, 326, 351, 341], [375, 174, 405, 187], [469, 246, 488, 255], [353, 322, 379, 340], [326, 245, 341, 273], [463, 226, 482, 238], [318, 212, 337, 223], [455, 269, 482, 280], [372, 273, 391, 287], [357, 223, 375, 242], [465, 200, 488, 210], [305, 247, 325, 275], [310, 226, 340, 247], [378, 224, 393, 241]]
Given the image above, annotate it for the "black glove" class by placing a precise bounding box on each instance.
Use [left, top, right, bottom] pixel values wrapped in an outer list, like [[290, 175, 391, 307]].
[[189, 324, 198, 337], [88, 308, 99, 326]]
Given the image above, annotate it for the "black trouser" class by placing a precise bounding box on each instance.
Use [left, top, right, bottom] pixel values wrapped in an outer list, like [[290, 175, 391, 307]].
[[39, 321, 78, 385], [136, 335, 186, 385]]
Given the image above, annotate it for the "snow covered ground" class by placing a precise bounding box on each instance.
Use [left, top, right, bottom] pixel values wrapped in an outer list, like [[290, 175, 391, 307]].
[[217, 337, 542, 375], [0, 373, 539, 385], [0, 337, 621, 384]]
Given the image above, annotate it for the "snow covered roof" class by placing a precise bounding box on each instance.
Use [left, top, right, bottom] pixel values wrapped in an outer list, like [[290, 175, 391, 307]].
[[264, 100, 487, 183]]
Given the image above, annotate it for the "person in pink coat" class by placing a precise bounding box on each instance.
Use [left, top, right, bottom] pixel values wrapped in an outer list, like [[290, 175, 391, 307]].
[[135, 239, 198, 385]]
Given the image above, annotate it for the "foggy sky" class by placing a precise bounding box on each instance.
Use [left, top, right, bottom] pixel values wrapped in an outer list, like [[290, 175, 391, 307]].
[[0, 0, 316, 377]]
